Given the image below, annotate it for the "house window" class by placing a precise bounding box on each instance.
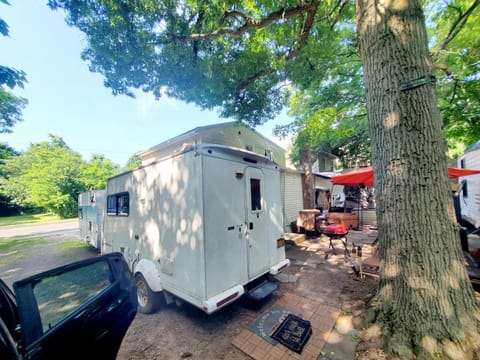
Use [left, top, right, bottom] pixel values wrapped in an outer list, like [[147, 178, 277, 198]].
[[250, 178, 262, 211], [107, 192, 129, 216]]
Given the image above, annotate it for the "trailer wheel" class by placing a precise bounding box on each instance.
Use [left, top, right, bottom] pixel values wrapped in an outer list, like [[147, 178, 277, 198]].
[[135, 273, 159, 314]]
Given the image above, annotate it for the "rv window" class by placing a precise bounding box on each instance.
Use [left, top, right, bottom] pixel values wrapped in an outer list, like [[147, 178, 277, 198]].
[[107, 196, 117, 215], [118, 193, 129, 215], [250, 178, 262, 211], [107, 192, 130, 216]]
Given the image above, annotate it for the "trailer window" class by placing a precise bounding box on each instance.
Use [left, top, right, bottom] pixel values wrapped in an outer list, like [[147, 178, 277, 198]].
[[107, 192, 129, 216], [250, 178, 262, 211]]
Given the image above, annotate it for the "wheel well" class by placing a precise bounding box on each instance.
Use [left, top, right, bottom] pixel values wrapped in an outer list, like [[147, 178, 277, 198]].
[[133, 259, 163, 292]]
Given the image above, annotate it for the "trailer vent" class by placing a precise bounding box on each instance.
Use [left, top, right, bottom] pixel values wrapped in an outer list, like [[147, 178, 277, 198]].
[[243, 157, 257, 164]]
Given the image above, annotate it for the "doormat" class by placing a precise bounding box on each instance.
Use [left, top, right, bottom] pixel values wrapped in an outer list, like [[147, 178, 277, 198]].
[[270, 313, 312, 354], [248, 304, 293, 344]]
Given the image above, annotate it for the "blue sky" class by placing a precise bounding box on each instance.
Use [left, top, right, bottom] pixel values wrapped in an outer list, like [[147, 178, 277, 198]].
[[0, 1, 291, 166]]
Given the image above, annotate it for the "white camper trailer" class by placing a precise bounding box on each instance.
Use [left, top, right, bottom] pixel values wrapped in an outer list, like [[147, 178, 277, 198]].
[[102, 143, 290, 314], [458, 141, 480, 228], [78, 190, 105, 250]]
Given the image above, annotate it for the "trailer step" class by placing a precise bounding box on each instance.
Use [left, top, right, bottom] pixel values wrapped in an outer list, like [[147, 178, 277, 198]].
[[246, 280, 278, 301]]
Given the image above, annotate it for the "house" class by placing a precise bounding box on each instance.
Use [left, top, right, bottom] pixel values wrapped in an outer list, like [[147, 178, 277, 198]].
[[139, 122, 286, 167]]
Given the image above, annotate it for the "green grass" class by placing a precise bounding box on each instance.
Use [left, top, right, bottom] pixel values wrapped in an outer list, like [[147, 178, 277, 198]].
[[0, 237, 50, 252], [58, 240, 90, 252], [0, 213, 71, 227]]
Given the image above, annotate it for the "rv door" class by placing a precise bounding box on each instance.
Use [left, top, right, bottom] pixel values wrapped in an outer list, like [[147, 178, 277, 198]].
[[245, 167, 269, 278]]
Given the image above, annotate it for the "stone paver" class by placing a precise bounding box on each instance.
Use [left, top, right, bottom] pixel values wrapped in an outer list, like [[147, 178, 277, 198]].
[[231, 293, 339, 360], [232, 230, 378, 360]]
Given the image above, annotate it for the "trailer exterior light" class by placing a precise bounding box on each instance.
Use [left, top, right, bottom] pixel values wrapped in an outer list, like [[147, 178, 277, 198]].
[[277, 238, 285, 248], [216, 292, 239, 307], [277, 263, 288, 272]]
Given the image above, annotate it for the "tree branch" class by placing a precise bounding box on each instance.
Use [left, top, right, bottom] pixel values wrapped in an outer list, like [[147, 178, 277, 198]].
[[329, 0, 350, 30], [286, 0, 320, 61], [434, 63, 452, 76], [167, 1, 329, 105], [170, 2, 315, 42], [235, 1, 321, 99], [439, 0, 480, 51], [218, 10, 249, 26]]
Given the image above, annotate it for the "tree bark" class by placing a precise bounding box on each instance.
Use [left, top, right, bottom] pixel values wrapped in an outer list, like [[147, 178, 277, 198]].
[[355, 0, 480, 358], [300, 146, 314, 209]]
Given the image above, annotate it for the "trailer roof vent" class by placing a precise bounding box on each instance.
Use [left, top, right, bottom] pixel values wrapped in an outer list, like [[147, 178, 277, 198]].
[[243, 157, 257, 164]]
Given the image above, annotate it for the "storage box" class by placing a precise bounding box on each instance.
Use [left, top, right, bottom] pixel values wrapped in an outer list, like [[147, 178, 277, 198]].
[[296, 209, 321, 232], [327, 212, 359, 229]]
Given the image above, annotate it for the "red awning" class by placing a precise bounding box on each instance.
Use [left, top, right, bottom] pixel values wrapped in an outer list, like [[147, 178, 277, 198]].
[[331, 166, 480, 187], [331, 167, 374, 187], [447, 167, 480, 179]]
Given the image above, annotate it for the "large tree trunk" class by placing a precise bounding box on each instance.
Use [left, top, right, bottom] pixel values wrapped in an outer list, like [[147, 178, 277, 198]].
[[300, 146, 314, 209], [355, 0, 480, 358]]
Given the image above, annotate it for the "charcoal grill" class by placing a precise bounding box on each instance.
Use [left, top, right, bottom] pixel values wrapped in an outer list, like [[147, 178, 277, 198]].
[[323, 223, 350, 259]]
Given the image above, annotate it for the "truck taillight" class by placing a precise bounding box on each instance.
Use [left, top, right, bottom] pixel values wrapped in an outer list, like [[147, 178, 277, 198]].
[[277, 238, 285, 248]]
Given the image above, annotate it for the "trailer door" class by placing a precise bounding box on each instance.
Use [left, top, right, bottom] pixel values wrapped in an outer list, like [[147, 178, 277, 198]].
[[245, 167, 269, 278]]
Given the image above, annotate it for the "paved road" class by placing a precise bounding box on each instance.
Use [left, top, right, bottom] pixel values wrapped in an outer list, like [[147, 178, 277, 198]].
[[0, 219, 79, 239]]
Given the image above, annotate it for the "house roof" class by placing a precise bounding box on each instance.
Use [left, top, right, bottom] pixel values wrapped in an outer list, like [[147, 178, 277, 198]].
[[139, 121, 285, 157], [465, 140, 480, 153]]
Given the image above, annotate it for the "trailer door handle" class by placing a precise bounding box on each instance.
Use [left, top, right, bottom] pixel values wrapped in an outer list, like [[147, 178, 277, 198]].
[[249, 222, 253, 230]]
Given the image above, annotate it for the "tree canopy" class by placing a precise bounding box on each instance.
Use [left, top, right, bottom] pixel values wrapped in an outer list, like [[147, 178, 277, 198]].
[[48, 0, 357, 126], [0, 0, 28, 133], [0, 136, 120, 217], [47, 0, 479, 166], [429, 0, 480, 155], [278, 0, 480, 165]]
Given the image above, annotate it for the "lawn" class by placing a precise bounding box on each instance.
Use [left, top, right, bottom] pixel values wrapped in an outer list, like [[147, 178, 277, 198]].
[[0, 235, 95, 289], [0, 213, 73, 227]]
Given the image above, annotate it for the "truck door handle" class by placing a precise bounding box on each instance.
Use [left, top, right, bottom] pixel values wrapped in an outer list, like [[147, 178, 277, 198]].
[[249, 222, 253, 230]]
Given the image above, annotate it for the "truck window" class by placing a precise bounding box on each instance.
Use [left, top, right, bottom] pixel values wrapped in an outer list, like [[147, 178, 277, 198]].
[[33, 260, 112, 334]]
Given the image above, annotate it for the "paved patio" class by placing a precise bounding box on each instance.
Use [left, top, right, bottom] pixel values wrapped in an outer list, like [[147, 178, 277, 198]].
[[232, 229, 378, 359]]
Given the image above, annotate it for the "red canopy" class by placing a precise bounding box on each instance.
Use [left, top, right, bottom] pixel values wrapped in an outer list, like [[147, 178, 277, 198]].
[[331, 167, 374, 187], [447, 167, 480, 179], [331, 166, 480, 187]]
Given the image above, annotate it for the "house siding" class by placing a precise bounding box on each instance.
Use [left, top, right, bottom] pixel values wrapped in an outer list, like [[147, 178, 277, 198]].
[[282, 170, 304, 230]]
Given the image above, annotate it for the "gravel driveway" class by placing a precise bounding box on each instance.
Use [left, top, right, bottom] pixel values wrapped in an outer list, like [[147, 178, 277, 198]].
[[0, 222, 97, 288]]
